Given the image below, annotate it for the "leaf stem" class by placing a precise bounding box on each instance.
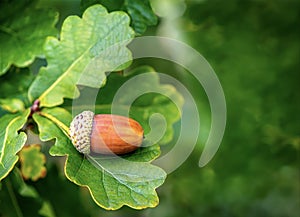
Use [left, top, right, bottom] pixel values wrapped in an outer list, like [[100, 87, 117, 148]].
[[39, 112, 70, 139], [5, 178, 24, 217]]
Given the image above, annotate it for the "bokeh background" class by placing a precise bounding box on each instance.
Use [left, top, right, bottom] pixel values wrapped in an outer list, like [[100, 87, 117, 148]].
[[5, 0, 300, 216]]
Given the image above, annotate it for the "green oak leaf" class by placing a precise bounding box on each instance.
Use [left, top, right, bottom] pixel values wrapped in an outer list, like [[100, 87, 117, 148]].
[[19, 144, 47, 181], [124, 0, 158, 35], [28, 4, 134, 107], [33, 107, 166, 209], [0, 1, 58, 75], [0, 109, 30, 181], [70, 66, 183, 145], [86, 155, 166, 209], [33, 108, 71, 155]]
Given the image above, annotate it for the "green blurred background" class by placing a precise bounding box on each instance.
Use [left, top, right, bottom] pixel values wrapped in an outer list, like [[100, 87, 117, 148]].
[[7, 0, 299, 216], [141, 1, 300, 216]]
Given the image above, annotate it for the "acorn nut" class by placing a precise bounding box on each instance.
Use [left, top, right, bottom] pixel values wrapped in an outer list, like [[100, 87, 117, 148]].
[[69, 111, 144, 155]]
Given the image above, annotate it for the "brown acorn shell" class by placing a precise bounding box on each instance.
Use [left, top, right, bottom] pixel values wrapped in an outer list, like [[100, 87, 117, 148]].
[[90, 114, 144, 155]]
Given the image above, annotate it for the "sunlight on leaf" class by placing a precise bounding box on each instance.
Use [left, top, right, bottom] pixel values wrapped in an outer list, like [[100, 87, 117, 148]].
[[28, 4, 134, 107]]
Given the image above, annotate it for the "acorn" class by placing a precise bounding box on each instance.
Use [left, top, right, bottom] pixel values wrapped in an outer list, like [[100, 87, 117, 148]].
[[69, 111, 144, 155]]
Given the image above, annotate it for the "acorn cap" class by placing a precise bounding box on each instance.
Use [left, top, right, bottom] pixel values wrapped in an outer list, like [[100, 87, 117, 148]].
[[69, 111, 94, 155]]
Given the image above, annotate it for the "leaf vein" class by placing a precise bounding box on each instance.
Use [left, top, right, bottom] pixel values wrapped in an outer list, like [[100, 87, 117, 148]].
[[0, 116, 21, 163], [38, 48, 90, 103]]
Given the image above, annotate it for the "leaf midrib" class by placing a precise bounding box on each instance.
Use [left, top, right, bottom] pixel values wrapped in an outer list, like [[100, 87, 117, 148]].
[[38, 48, 90, 103], [38, 12, 132, 105], [88, 157, 160, 195]]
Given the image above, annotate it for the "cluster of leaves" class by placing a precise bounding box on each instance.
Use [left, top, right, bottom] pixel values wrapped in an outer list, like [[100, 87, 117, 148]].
[[0, 0, 182, 215]]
